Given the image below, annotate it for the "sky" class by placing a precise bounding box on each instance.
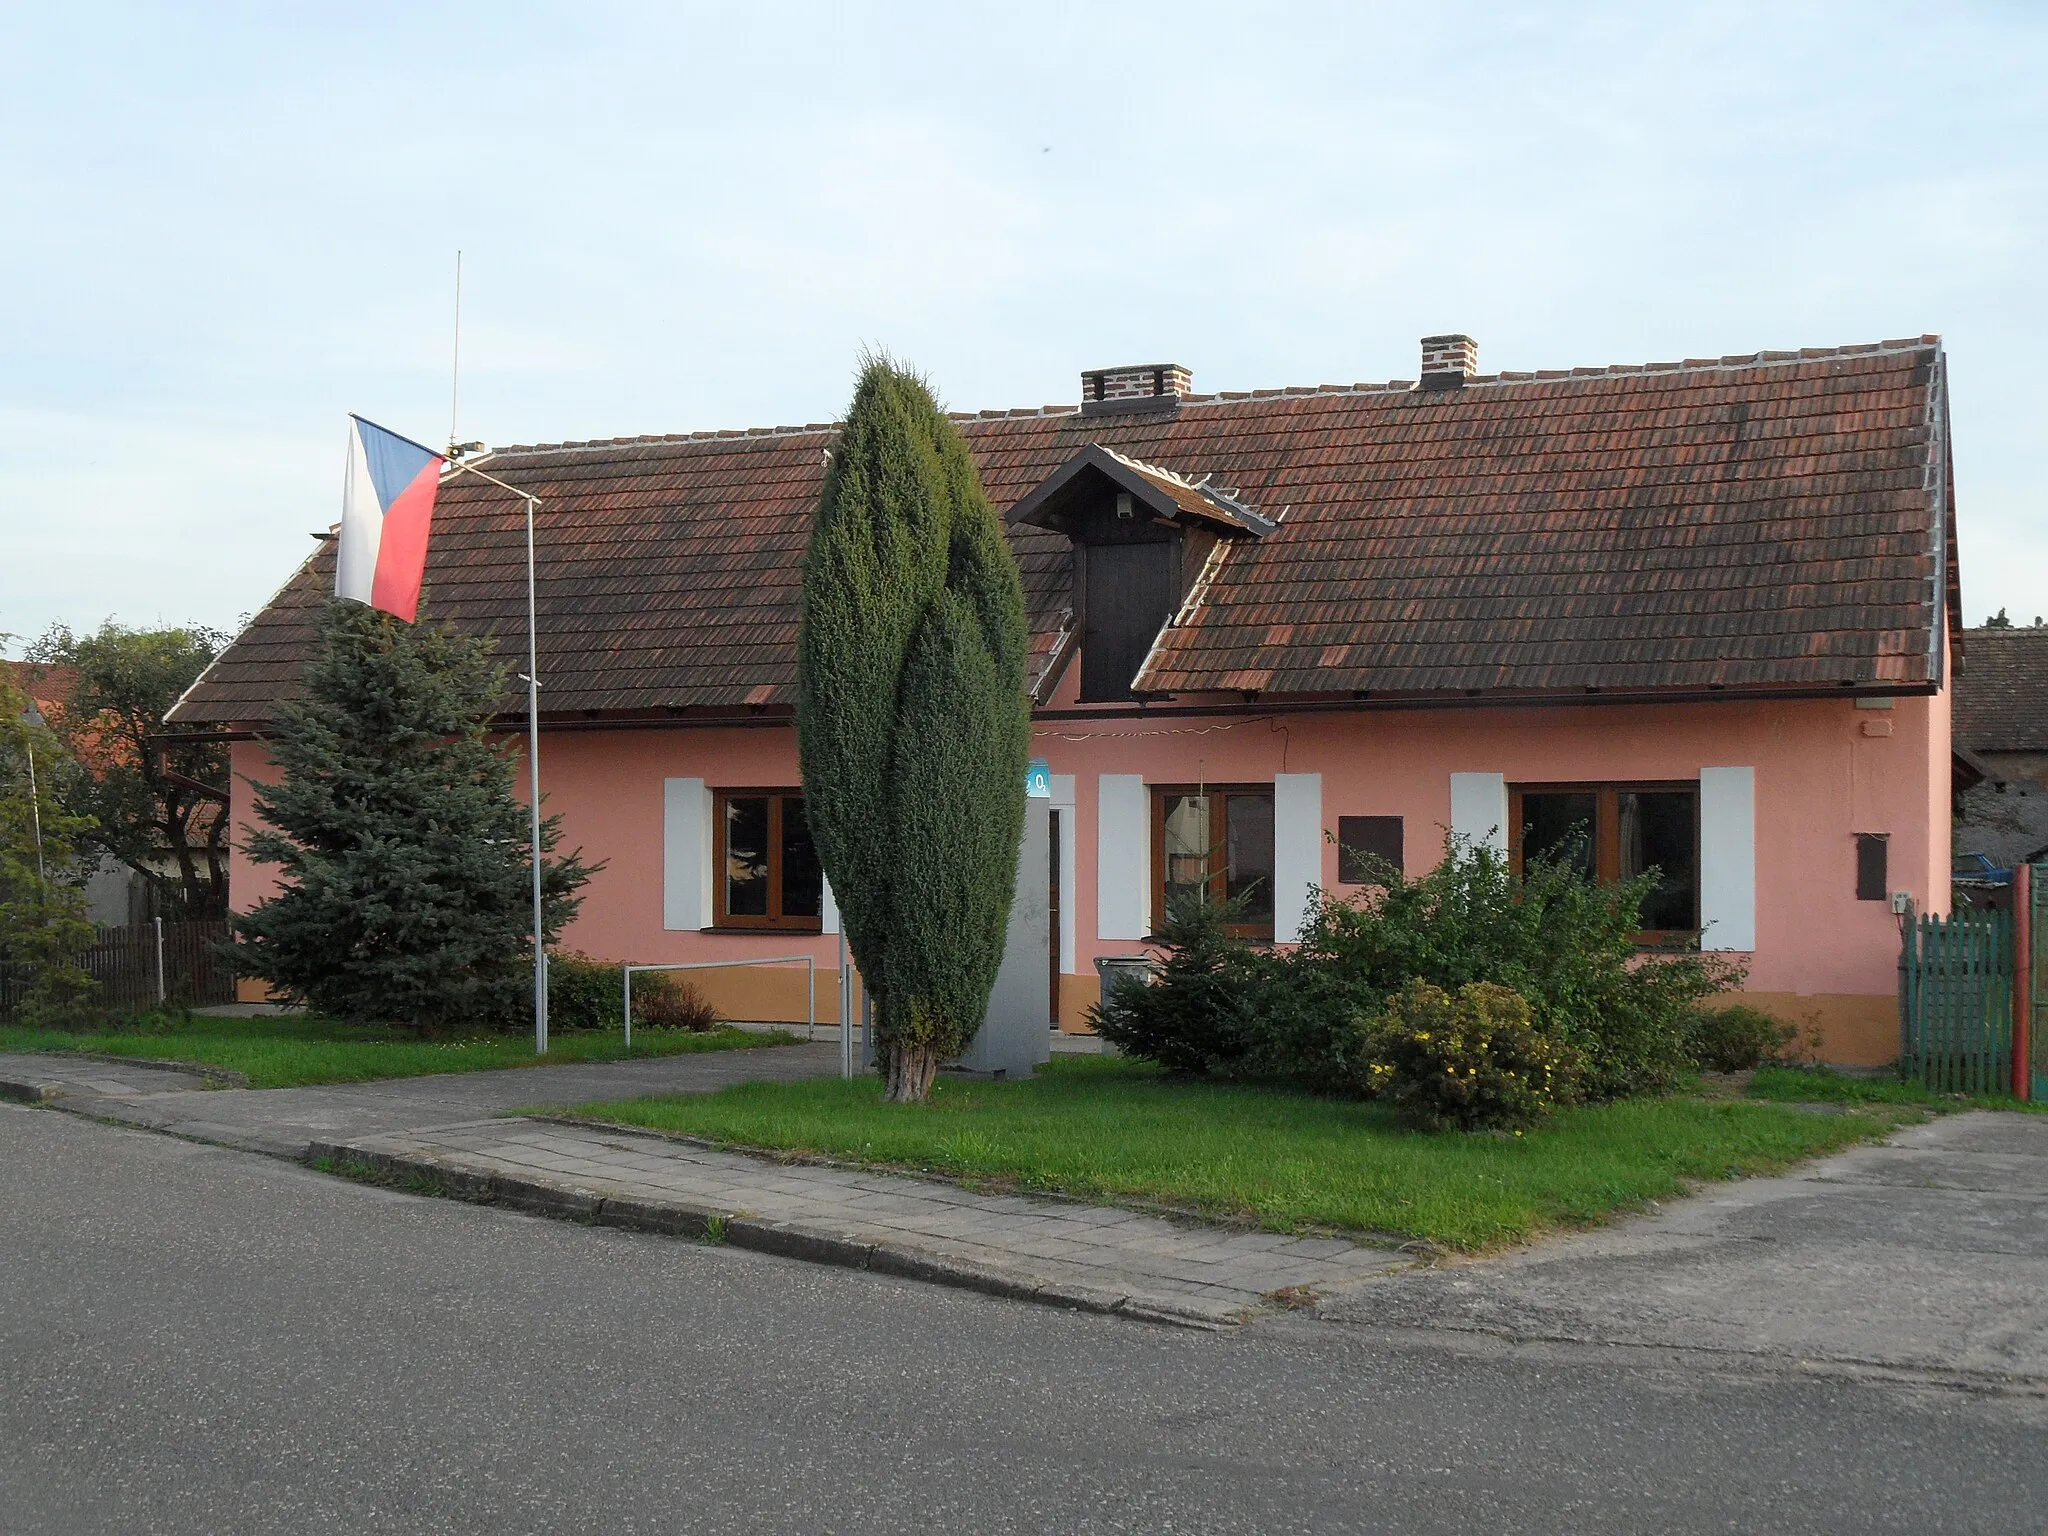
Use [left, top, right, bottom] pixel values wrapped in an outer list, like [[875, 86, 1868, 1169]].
[[2, 2, 2043, 650]]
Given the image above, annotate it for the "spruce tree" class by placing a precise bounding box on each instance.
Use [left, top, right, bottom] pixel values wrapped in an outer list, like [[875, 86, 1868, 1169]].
[[798, 359, 1030, 1102], [231, 600, 592, 1034]]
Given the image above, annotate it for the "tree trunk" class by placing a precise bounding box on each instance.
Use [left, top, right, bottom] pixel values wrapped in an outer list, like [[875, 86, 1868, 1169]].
[[203, 810, 230, 917], [885, 1041, 942, 1103], [167, 794, 201, 916]]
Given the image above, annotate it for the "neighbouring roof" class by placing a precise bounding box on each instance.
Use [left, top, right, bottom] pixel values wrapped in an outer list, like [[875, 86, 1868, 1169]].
[[2, 660, 80, 711], [171, 337, 1959, 726], [1954, 628, 2048, 754]]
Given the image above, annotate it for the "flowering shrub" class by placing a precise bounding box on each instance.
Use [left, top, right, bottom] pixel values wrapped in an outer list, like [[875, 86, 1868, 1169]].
[[1360, 979, 1581, 1132], [1094, 838, 1740, 1102]]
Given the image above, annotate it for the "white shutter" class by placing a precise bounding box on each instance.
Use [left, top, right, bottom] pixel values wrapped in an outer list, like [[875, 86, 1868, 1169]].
[[821, 871, 840, 935], [1096, 774, 1150, 940], [1273, 773, 1323, 943], [1051, 775, 1077, 973], [1699, 766, 1757, 952], [1449, 772, 1508, 856], [662, 777, 713, 931]]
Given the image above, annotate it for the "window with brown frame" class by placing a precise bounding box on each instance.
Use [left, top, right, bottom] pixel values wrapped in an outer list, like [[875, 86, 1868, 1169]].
[[1509, 782, 1699, 937], [1151, 785, 1275, 939], [714, 790, 823, 930]]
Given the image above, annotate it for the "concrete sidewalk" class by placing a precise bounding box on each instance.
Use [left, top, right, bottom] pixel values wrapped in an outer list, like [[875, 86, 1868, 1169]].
[[0, 1044, 845, 1158], [318, 1116, 1409, 1327], [1318, 1110, 2048, 1386]]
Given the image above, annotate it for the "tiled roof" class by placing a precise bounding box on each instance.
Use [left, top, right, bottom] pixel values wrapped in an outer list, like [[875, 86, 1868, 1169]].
[[170, 337, 1956, 725], [1954, 629, 2048, 753], [2, 660, 80, 711], [1090, 446, 1274, 536]]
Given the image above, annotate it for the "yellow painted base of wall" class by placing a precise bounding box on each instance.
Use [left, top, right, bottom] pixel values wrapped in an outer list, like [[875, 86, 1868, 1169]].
[[239, 963, 1876, 1066], [1057, 974, 1102, 1033], [659, 964, 837, 1028], [1719, 992, 1899, 1068]]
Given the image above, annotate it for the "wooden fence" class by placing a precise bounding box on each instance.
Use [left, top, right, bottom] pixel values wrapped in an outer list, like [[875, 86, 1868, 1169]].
[[1899, 905, 2013, 1094], [0, 920, 236, 1014]]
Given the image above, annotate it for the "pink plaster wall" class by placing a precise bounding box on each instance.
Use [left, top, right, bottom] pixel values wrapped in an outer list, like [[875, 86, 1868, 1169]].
[[1033, 695, 1946, 996], [227, 687, 1950, 1052], [228, 741, 285, 913]]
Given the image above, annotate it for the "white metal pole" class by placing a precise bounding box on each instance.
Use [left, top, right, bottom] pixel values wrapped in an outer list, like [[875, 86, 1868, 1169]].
[[622, 965, 632, 1051], [838, 928, 851, 1078], [23, 737, 44, 886], [153, 916, 165, 1004], [438, 457, 551, 1056], [525, 491, 548, 1055]]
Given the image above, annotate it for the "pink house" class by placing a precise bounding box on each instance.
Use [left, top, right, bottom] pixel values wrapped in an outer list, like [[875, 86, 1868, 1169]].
[[171, 334, 1962, 1064]]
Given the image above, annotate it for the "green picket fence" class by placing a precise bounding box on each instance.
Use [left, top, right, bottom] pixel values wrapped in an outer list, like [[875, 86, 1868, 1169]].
[[1899, 905, 2013, 1095]]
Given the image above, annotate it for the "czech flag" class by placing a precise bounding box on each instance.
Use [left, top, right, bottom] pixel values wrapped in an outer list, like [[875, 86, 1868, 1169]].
[[335, 415, 444, 624]]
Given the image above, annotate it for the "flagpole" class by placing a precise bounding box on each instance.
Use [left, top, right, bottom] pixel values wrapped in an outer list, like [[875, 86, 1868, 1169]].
[[444, 455, 549, 1055], [523, 487, 546, 1056]]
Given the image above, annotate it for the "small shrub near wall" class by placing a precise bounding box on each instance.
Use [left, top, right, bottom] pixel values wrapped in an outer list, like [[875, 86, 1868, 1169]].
[[1360, 980, 1582, 1131], [541, 953, 723, 1034], [1095, 897, 1276, 1076], [634, 973, 721, 1033], [1684, 1004, 1796, 1073], [546, 952, 626, 1032]]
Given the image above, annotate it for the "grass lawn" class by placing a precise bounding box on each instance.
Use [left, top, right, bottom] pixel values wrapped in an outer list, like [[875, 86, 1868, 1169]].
[[0, 1012, 798, 1090], [560, 1054, 1923, 1249]]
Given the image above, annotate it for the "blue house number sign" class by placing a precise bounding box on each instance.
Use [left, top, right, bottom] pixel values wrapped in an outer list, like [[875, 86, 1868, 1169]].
[[1025, 758, 1051, 798]]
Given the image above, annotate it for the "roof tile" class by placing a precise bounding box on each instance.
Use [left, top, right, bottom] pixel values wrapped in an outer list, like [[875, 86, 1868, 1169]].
[[170, 340, 1952, 724]]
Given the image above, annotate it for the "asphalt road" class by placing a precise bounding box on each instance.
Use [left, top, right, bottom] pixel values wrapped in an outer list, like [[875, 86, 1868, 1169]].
[[5, 1103, 2045, 1535]]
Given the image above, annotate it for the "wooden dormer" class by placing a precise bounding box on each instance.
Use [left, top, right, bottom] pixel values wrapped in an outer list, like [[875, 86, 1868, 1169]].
[[1010, 444, 1271, 702]]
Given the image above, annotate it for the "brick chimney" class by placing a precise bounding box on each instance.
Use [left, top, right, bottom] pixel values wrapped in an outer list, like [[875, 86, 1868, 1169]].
[[1418, 334, 1477, 390], [1080, 363, 1193, 416]]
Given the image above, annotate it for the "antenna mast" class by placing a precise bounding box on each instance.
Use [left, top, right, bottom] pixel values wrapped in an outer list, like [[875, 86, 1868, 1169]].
[[448, 249, 463, 452]]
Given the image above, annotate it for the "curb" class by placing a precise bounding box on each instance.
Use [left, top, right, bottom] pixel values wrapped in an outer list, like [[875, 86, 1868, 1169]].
[[59, 1052, 249, 1088], [306, 1139, 1247, 1330], [0, 1076, 54, 1105], [0, 1053, 246, 1090]]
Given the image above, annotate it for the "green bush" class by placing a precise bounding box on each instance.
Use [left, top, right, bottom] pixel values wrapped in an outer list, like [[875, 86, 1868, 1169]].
[[1091, 896, 1271, 1076], [545, 952, 625, 1033], [1685, 1004, 1796, 1073], [1093, 837, 1741, 1101], [542, 954, 722, 1034], [1298, 840, 1739, 1099], [1360, 979, 1582, 1131]]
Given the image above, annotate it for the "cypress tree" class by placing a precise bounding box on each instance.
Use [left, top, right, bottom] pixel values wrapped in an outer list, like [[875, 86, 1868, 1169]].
[[798, 359, 1029, 1102], [231, 599, 593, 1034]]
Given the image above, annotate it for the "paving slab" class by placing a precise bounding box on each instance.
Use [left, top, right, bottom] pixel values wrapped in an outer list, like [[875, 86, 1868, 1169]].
[[1315, 1110, 2048, 1382], [311, 1116, 1412, 1327], [0, 1042, 844, 1157], [0, 1052, 220, 1102]]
